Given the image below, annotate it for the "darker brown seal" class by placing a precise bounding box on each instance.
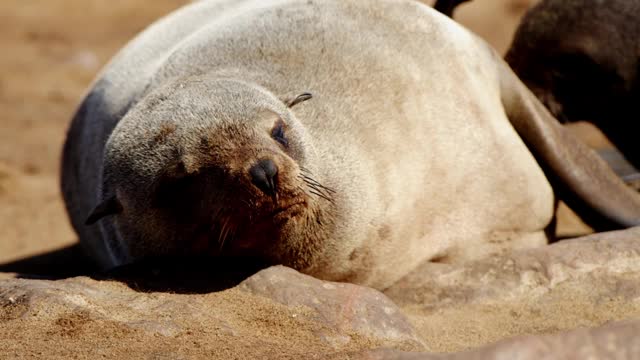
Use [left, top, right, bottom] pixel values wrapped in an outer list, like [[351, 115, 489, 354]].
[[506, 0, 640, 169]]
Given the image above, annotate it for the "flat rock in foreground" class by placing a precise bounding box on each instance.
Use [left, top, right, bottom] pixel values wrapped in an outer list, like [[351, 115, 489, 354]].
[[0, 266, 424, 359], [350, 319, 640, 359], [1, 227, 640, 358]]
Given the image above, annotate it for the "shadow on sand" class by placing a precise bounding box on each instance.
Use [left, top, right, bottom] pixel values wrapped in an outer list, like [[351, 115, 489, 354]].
[[0, 244, 270, 294]]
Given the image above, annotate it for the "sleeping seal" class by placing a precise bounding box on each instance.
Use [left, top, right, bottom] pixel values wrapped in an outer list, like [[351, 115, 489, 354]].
[[61, 0, 640, 289]]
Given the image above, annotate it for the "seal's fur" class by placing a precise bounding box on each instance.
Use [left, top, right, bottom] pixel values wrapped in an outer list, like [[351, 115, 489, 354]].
[[62, 0, 640, 289]]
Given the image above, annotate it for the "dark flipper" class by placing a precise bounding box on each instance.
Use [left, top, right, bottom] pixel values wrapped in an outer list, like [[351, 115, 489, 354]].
[[498, 58, 640, 231], [433, 0, 472, 17]]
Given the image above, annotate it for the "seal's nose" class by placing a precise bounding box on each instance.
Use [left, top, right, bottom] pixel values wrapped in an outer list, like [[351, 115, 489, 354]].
[[249, 159, 278, 199]]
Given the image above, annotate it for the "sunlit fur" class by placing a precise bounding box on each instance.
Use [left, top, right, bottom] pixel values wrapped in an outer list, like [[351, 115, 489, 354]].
[[62, 0, 640, 289]]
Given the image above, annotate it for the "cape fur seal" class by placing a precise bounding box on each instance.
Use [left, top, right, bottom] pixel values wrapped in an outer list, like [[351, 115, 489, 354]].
[[61, 0, 640, 289], [506, 0, 640, 170]]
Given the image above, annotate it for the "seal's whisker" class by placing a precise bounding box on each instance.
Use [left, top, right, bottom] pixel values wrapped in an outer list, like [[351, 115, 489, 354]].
[[240, 199, 253, 209], [302, 181, 325, 195], [217, 218, 226, 245], [209, 207, 222, 225], [296, 185, 318, 201], [300, 168, 322, 181], [301, 176, 323, 188], [299, 174, 336, 194], [306, 182, 334, 199], [308, 189, 334, 203], [218, 216, 233, 250], [299, 173, 328, 188], [219, 220, 236, 251], [299, 176, 335, 203], [299, 173, 321, 184], [227, 226, 237, 250], [306, 182, 325, 194], [308, 181, 336, 194]]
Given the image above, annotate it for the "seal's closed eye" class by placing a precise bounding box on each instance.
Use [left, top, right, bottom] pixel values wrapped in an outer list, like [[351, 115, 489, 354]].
[[271, 119, 288, 148]]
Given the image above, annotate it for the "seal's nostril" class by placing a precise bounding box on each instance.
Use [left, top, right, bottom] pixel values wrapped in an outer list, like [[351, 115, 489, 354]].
[[249, 159, 279, 198]]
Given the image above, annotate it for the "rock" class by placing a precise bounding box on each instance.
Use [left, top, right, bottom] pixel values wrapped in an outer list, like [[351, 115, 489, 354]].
[[238, 266, 426, 350], [350, 319, 640, 359], [385, 227, 640, 352], [0, 266, 424, 358], [2, 229, 640, 358]]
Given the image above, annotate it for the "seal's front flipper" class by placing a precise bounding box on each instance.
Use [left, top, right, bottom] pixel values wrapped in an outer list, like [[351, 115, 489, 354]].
[[498, 57, 640, 231]]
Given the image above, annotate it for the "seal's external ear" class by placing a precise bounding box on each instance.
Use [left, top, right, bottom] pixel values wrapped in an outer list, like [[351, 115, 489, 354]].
[[85, 195, 122, 225], [286, 92, 313, 108]]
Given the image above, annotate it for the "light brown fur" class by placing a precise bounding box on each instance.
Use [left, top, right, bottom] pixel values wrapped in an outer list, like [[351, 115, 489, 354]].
[[62, 0, 640, 289]]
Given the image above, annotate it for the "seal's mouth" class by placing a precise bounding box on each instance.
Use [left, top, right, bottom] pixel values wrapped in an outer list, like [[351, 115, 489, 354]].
[[271, 201, 307, 223], [201, 199, 307, 255]]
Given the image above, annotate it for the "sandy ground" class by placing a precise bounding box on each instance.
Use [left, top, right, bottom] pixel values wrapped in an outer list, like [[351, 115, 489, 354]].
[[0, 0, 193, 263]]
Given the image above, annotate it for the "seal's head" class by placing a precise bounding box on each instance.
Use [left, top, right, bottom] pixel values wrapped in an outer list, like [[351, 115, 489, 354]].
[[86, 76, 334, 269], [505, 0, 640, 166]]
